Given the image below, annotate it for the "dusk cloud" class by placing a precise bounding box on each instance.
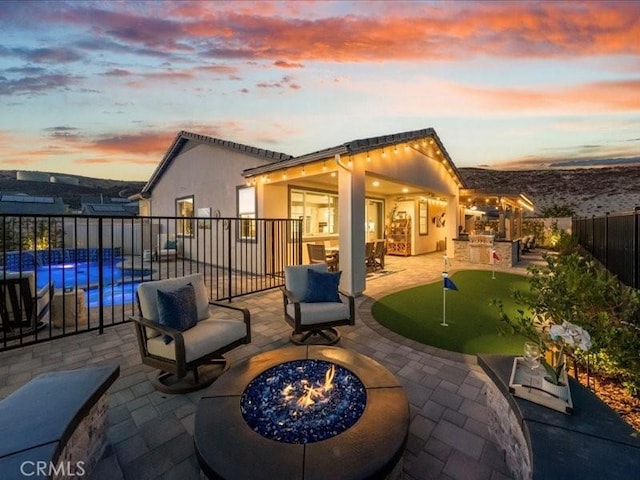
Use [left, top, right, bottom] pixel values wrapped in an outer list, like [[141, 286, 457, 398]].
[[0, 1, 638, 180], [0, 72, 83, 96]]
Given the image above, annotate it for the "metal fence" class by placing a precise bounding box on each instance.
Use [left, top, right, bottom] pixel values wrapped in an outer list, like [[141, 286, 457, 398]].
[[573, 208, 640, 288], [0, 214, 302, 351]]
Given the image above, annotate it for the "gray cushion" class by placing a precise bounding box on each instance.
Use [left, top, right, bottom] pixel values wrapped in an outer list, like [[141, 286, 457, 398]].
[[286, 302, 350, 325], [284, 263, 328, 302], [137, 273, 210, 339], [137, 273, 210, 322], [156, 283, 198, 344], [146, 317, 247, 362]]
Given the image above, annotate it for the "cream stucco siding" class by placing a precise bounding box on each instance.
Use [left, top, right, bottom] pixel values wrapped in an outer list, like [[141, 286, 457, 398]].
[[363, 150, 458, 197], [149, 143, 272, 218]]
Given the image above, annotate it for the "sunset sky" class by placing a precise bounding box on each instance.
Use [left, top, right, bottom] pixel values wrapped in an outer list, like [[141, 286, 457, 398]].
[[1, 0, 639, 181]]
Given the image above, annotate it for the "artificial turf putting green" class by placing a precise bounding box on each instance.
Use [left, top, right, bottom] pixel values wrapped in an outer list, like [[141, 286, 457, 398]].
[[371, 270, 531, 355]]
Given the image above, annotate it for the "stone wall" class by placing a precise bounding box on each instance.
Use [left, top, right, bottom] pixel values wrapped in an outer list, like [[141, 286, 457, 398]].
[[484, 382, 531, 480], [53, 395, 109, 480]]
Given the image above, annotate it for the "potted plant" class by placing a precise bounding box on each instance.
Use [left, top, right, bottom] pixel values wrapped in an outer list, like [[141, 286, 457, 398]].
[[539, 321, 591, 399]]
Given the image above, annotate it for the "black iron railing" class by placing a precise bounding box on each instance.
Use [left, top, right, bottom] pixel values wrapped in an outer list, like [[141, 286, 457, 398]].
[[0, 214, 302, 351], [573, 208, 640, 288]]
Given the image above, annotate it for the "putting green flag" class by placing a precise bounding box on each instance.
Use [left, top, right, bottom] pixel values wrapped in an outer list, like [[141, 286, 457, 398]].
[[443, 277, 458, 291]]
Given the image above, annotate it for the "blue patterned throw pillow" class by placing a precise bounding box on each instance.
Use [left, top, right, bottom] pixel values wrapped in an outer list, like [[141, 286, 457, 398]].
[[304, 269, 342, 303], [156, 283, 198, 344]]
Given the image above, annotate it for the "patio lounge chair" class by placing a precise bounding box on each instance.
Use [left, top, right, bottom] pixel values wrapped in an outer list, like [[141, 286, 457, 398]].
[[156, 233, 178, 260], [281, 263, 355, 345], [0, 271, 53, 339], [130, 273, 251, 393]]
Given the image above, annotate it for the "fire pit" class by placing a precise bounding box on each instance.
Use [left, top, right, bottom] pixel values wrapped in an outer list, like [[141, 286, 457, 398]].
[[194, 346, 409, 480]]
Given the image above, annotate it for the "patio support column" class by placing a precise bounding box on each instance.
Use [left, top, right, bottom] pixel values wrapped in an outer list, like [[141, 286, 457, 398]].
[[338, 154, 366, 296], [498, 203, 506, 238], [446, 195, 458, 257], [517, 208, 524, 237]]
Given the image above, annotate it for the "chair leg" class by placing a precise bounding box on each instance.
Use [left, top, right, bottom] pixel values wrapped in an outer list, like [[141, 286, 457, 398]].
[[152, 357, 228, 394], [290, 328, 340, 346]]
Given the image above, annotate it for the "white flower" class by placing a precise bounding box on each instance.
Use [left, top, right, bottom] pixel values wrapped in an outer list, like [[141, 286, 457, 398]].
[[549, 321, 591, 352]]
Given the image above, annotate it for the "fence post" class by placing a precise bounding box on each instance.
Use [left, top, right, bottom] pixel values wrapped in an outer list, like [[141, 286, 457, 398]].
[[633, 207, 640, 288], [604, 212, 609, 270], [98, 217, 104, 334], [227, 218, 232, 302]]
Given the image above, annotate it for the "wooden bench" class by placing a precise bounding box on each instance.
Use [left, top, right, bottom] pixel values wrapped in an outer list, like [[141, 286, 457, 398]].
[[479, 355, 640, 480], [0, 365, 119, 480]]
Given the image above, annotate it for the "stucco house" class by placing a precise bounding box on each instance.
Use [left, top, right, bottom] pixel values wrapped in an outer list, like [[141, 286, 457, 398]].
[[136, 128, 532, 295]]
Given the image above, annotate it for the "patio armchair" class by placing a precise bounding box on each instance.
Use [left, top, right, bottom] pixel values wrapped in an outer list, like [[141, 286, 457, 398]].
[[130, 273, 251, 393], [371, 239, 386, 270], [365, 241, 375, 270], [281, 263, 354, 345], [0, 271, 53, 339], [155, 233, 178, 260], [307, 243, 338, 272]]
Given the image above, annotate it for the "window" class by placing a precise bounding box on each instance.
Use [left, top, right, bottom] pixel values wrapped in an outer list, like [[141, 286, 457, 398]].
[[176, 196, 194, 236], [237, 186, 256, 240], [290, 189, 339, 237], [366, 199, 385, 241]]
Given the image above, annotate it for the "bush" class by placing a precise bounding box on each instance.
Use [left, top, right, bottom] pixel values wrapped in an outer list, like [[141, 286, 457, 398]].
[[495, 251, 640, 395]]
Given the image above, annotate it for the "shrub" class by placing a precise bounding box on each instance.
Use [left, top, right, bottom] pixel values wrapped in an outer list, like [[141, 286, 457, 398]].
[[495, 251, 640, 395]]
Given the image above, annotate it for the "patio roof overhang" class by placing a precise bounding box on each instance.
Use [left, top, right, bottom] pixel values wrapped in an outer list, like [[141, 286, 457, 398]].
[[241, 128, 467, 190], [459, 189, 534, 213]]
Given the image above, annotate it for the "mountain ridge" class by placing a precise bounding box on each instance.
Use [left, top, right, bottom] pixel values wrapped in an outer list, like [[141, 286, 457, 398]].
[[0, 166, 637, 217]]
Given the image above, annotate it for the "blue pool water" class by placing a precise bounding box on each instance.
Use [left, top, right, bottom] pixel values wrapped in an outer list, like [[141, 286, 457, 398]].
[[13, 261, 150, 308], [34, 262, 123, 290], [85, 281, 141, 308]]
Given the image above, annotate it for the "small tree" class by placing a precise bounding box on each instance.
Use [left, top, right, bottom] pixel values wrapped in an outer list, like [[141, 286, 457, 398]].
[[540, 203, 575, 218]]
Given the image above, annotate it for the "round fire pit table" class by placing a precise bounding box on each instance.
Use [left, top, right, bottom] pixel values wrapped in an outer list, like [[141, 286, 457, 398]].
[[194, 346, 409, 480]]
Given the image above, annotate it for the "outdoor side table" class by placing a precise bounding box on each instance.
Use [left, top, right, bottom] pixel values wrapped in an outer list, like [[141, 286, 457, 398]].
[[52, 289, 87, 329]]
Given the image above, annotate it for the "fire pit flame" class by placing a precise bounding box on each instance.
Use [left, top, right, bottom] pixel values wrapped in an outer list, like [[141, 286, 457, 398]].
[[242, 359, 366, 444], [287, 364, 336, 409]]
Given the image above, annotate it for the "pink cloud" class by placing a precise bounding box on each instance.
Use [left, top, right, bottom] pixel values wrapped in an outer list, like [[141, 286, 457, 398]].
[[16, 1, 639, 64], [274, 60, 304, 69]]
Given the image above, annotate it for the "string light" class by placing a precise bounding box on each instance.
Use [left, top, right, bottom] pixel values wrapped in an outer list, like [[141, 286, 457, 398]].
[[283, 170, 288, 179], [348, 155, 353, 166], [394, 145, 398, 154], [322, 161, 327, 172], [366, 152, 371, 162], [381, 148, 386, 158], [301, 166, 306, 176]]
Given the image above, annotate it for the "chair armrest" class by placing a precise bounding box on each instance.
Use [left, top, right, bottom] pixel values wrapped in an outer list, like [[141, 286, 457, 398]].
[[209, 301, 251, 342], [36, 281, 54, 300], [338, 290, 356, 325], [281, 287, 301, 304], [128, 315, 186, 353]]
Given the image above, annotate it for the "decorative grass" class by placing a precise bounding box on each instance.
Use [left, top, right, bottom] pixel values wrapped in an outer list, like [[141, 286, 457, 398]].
[[371, 270, 531, 355]]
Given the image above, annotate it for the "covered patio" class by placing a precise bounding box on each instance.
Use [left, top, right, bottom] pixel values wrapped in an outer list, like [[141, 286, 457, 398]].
[[0, 252, 533, 480]]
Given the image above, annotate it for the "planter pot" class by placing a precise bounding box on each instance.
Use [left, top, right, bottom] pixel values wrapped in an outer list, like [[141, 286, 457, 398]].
[[542, 374, 570, 400]]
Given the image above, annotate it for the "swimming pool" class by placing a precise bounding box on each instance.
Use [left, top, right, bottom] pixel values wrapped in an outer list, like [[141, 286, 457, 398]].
[[85, 281, 141, 308], [33, 262, 124, 290], [12, 260, 152, 308]]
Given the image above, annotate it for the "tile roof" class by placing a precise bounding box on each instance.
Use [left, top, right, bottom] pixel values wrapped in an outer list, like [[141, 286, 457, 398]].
[[241, 127, 466, 188], [139, 131, 292, 196]]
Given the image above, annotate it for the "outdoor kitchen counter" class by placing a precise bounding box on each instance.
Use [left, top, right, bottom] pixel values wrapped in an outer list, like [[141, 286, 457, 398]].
[[452, 237, 519, 267], [478, 354, 640, 480]]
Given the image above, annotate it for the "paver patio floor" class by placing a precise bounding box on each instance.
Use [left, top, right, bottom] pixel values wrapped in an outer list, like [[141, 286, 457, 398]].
[[0, 251, 542, 480]]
